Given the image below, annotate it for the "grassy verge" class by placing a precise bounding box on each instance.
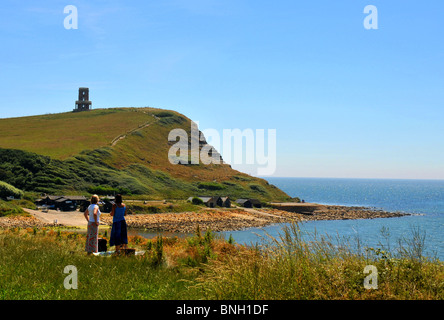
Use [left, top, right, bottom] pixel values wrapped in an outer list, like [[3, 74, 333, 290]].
[[0, 223, 442, 300], [0, 200, 27, 217]]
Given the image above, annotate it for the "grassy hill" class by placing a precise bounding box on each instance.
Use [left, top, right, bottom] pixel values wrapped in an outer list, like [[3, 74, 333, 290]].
[[0, 108, 290, 201]]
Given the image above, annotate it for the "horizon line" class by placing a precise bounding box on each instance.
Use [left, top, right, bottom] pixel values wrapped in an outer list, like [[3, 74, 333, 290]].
[[258, 176, 444, 181]]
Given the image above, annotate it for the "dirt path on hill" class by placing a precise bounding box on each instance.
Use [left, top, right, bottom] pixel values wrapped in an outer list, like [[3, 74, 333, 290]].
[[110, 114, 159, 147]]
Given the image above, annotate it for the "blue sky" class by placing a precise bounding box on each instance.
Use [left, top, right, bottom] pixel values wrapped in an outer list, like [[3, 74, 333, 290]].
[[0, 0, 443, 179]]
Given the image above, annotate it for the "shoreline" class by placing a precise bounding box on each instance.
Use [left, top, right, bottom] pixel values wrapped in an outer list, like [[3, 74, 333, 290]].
[[112, 205, 409, 233], [0, 204, 410, 233]]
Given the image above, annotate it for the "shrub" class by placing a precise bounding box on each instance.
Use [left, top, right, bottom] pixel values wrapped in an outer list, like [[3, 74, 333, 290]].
[[249, 184, 266, 193], [222, 181, 237, 186], [0, 200, 25, 217], [233, 175, 251, 181], [154, 111, 186, 125], [155, 111, 175, 118], [192, 197, 204, 205], [131, 130, 144, 138], [11, 199, 37, 210], [0, 181, 24, 199], [146, 206, 161, 214], [227, 234, 235, 245], [87, 185, 133, 196], [23, 192, 37, 202], [197, 182, 224, 191], [153, 236, 164, 267]]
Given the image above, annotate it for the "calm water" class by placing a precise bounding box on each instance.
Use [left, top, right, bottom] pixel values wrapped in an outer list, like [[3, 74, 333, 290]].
[[219, 178, 444, 260]]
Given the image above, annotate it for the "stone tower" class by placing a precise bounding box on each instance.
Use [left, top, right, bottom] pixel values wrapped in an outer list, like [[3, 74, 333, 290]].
[[73, 87, 92, 112]]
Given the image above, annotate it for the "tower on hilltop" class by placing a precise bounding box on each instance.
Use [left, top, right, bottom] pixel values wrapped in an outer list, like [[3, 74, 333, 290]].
[[73, 87, 92, 112]]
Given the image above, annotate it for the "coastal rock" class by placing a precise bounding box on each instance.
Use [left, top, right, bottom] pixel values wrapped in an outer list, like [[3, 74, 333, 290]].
[[97, 205, 409, 233], [0, 216, 59, 229]]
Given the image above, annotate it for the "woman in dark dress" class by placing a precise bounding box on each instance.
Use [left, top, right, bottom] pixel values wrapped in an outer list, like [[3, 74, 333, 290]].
[[109, 194, 128, 252]]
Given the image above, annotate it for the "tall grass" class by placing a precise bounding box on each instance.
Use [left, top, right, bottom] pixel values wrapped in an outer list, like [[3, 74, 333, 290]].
[[192, 223, 444, 300]]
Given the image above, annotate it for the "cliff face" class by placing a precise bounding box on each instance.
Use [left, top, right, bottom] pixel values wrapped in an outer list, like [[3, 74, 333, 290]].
[[0, 107, 290, 201]]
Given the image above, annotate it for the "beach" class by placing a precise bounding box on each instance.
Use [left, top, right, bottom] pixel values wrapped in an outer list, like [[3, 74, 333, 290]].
[[0, 204, 408, 233]]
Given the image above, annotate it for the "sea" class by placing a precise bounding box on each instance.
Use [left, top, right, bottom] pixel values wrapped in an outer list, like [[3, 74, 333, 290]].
[[131, 178, 444, 260], [219, 178, 444, 261]]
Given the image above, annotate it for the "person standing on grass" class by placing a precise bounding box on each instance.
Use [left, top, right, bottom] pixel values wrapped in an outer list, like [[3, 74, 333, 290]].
[[110, 194, 128, 253], [84, 194, 101, 255]]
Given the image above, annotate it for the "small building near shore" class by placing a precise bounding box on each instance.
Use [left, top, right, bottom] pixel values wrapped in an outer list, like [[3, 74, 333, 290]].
[[221, 196, 231, 208], [36, 195, 64, 208], [68, 196, 88, 211], [214, 196, 223, 207], [55, 197, 77, 211], [235, 198, 262, 208], [79, 196, 115, 213], [36, 195, 88, 211], [249, 199, 262, 208], [187, 196, 220, 208], [99, 197, 115, 213]]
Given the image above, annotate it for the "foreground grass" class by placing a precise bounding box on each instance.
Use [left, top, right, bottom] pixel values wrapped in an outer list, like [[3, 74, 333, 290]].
[[0, 228, 203, 299], [0, 224, 442, 300], [196, 224, 444, 299]]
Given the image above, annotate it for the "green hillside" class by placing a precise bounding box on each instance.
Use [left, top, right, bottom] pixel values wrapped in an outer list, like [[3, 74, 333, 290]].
[[0, 108, 290, 201]]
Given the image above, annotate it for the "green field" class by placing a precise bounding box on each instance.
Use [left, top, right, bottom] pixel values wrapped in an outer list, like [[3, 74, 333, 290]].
[[0, 108, 155, 160]]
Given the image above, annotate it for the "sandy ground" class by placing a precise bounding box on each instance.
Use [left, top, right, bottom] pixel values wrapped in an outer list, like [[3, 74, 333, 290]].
[[23, 208, 90, 227]]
